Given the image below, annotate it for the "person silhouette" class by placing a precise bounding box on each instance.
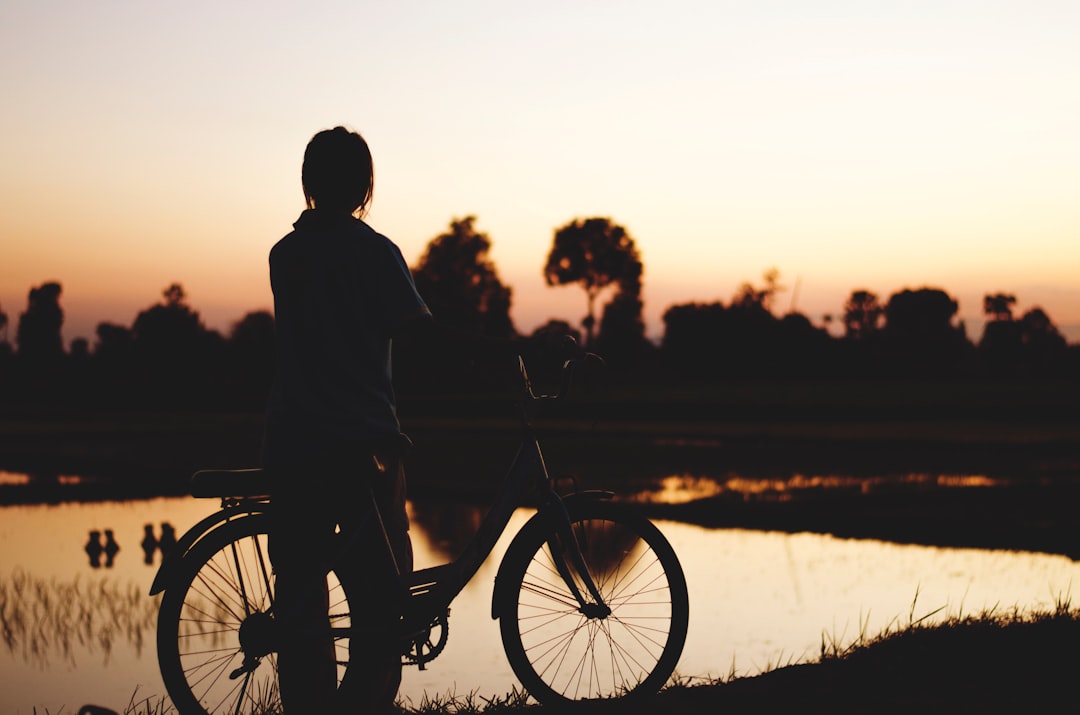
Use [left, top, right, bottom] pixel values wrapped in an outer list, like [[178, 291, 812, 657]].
[[141, 524, 158, 565], [261, 126, 569, 713], [85, 530, 103, 569], [262, 126, 429, 714], [103, 529, 119, 568]]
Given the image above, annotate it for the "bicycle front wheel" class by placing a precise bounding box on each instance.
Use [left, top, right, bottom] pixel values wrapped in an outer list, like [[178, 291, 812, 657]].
[[156, 514, 357, 715], [497, 499, 689, 706]]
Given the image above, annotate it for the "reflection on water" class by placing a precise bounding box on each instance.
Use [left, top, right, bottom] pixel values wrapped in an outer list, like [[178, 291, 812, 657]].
[[0, 470, 31, 486], [0, 569, 159, 669], [408, 502, 488, 560], [574, 517, 644, 574], [84, 529, 122, 568], [137, 522, 177, 566], [0, 469, 88, 486], [631, 472, 1012, 503], [3, 492, 1080, 713]]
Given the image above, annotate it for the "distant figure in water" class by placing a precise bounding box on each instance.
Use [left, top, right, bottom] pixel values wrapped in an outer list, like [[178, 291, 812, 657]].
[[141, 523, 158, 565], [103, 529, 119, 568], [159, 522, 177, 555], [85, 530, 103, 568]]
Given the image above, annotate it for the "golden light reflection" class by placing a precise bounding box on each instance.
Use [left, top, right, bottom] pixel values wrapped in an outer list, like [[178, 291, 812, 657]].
[[632, 472, 1010, 504], [0, 471, 30, 486], [0, 471, 87, 487]]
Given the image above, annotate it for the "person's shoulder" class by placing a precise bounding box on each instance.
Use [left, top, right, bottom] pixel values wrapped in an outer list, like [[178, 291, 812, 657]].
[[353, 220, 394, 245], [353, 221, 408, 260], [269, 229, 300, 260]]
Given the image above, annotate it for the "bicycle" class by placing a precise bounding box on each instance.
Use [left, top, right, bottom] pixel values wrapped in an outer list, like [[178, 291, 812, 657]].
[[150, 354, 689, 714]]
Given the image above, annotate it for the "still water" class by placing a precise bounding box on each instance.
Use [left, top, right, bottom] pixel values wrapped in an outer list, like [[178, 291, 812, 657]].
[[2, 492, 1079, 713]]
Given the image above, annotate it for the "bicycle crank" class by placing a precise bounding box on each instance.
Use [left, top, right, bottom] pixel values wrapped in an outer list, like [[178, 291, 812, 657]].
[[401, 610, 449, 670]]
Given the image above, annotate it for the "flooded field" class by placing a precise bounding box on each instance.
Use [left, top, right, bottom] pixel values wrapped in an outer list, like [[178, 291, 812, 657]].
[[3, 472, 1080, 713]]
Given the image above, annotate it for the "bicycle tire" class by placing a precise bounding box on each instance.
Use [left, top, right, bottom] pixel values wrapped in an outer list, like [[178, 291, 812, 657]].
[[156, 514, 358, 715], [497, 499, 689, 706]]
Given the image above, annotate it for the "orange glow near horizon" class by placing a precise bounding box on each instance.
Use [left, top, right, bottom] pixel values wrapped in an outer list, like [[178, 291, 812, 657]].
[[2, 1, 1078, 345]]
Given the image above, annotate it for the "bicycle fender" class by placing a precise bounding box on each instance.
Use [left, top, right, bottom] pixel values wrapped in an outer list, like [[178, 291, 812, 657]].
[[490, 490, 614, 620], [148, 506, 269, 596]]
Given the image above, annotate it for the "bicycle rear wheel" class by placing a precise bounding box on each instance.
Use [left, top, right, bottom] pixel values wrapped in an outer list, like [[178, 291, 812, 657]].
[[156, 514, 357, 715], [497, 499, 689, 706]]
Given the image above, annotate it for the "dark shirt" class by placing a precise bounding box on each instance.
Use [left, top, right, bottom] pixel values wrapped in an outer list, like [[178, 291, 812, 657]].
[[263, 209, 429, 468]]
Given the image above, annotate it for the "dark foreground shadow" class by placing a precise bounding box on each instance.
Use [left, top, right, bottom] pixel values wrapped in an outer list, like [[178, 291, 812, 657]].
[[648, 613, 1080, 715], [505, 611, 1080, 715]]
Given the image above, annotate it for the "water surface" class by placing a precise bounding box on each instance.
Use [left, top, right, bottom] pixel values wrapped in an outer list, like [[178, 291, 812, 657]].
[[2, 493, 1077, 713]]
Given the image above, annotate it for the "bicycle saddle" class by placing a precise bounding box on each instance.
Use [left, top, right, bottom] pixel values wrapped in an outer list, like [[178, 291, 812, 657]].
[[190, 468, 271, 498]]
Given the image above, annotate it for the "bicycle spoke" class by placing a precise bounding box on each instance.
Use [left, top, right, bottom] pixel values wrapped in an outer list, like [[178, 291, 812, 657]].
[[502, 506, 688, 705], [159, 515, 358, 715]]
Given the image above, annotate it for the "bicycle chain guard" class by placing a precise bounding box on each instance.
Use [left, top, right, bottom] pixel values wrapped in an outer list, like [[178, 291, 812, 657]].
[[401, 610, 449, 670]]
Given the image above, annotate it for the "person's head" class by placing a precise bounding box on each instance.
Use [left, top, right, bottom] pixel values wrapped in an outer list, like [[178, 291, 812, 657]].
[[301, 126, 374, 217]]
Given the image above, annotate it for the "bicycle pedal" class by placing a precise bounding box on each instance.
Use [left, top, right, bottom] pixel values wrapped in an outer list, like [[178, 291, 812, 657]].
[[229, 656, 261, 680]]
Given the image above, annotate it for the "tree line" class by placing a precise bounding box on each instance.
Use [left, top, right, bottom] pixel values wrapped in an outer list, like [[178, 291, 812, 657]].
[[1, 216, 1076, 410]]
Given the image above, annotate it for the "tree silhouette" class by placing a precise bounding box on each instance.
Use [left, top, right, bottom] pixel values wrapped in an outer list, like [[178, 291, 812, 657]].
[[660, 297, 828, 381], [544, 217, 641, 347], [842, 290, 884, 340], [230, 310, 275, 351], [979, 300, 1069, 378], [726, 271, 778, 349], [731, 268, 784, 314], [884, 288, 962, 340], [0, 303, 11, 397], [595, 250, 649, 367], [70, 338, 90, 359], [412, 216, 516, 338], [660, 302, 729, 378], [227, 310, 276, 407], [129, 283, 225, 405], [776, 311, 835, 378], [978, 293, 1021, 377], [16, 282, 65, 362], [529, 319, 583, 345], [596, 289, 649, 367], [1019, 307, 1067, 373], [882, 287, 971, 377], [132, 283, 212, 354], [94, 322, 134, 361], [983, 293, 1017, 322]]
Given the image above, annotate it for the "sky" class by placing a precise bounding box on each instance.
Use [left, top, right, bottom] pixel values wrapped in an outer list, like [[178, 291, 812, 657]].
[[2, 0, 1078, 346]]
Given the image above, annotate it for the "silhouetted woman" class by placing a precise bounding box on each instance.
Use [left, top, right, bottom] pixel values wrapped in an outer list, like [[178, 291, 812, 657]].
[[263, 126, 429, 714]]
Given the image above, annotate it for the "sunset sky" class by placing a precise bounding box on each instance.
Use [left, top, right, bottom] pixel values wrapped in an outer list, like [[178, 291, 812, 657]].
[[2, 0, 1078, 345]]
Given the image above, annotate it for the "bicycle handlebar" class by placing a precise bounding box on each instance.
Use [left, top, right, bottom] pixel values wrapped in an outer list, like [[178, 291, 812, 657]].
[[516, 347, 604, 402]]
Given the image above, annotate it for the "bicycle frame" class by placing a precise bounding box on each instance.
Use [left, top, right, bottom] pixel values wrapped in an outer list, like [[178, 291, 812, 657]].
[[153, 352, 691, 712], [150, 357, 613, 639], [395, 416, 614, 627]]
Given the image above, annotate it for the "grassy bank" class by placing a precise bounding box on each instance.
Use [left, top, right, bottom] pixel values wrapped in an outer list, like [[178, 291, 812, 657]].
[[97, 603, 1080, 715], [652, 600, 1080, 715]]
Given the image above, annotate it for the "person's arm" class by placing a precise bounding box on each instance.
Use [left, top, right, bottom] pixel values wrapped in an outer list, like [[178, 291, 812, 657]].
[[395, 317, 581, 375]]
